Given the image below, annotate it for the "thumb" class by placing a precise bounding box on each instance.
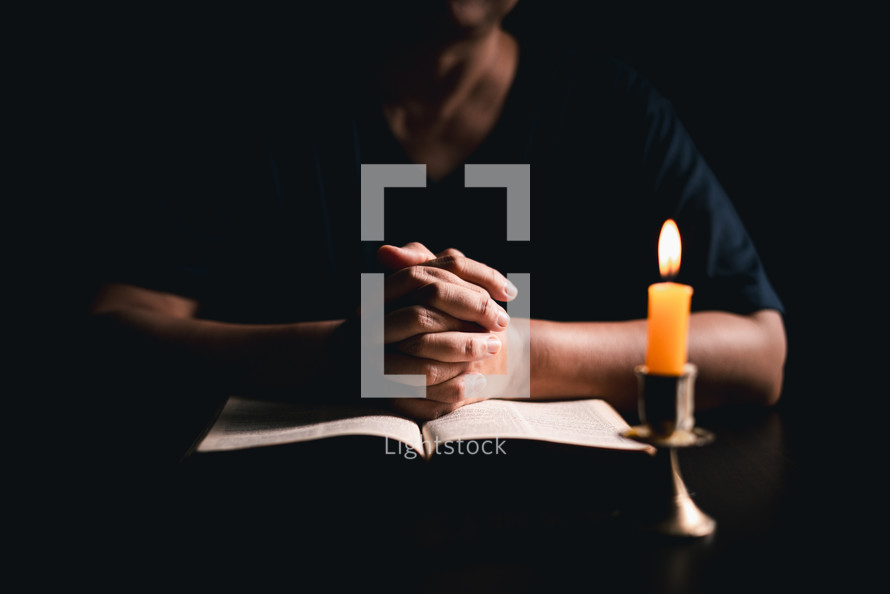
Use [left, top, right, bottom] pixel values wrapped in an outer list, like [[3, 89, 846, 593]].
[[378, 242, 436, 271]]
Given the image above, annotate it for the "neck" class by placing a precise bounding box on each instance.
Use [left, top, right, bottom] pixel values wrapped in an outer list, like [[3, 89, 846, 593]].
[[376, 21, 519, 181], [379, 26, 508, 113]]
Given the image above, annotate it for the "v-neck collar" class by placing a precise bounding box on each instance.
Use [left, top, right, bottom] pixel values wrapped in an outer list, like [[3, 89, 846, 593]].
[[354, 43, 532, 189]]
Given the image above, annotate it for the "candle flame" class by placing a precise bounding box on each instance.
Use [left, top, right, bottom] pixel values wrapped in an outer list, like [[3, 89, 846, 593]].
[[658, 219, 682, 278]]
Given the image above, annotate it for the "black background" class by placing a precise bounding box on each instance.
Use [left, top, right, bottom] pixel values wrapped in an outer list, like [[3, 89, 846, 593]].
[[54, 1, 877, 417], [25, 1, 880, 585]]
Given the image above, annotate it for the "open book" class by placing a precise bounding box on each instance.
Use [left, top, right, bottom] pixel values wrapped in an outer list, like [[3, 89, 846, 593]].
[[195, 396, 654, 461]]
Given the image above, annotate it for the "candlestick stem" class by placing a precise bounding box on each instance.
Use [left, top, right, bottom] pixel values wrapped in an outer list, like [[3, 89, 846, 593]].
[[621, 363, 716, 538], [645, 447, 716, 538]]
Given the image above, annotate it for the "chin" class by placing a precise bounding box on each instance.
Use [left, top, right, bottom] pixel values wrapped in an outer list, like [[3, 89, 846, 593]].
[[444, 0, 519, 33]]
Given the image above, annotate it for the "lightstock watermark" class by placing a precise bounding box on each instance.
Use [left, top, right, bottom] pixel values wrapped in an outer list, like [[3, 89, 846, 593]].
[[359, 163, 531, 400], [385, 436, 508, 460]]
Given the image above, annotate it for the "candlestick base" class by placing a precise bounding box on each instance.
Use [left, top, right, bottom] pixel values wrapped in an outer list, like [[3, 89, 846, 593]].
[[622, 425, 714, 449], [620, 363, 716, 538], [621, 441, 716, 538]]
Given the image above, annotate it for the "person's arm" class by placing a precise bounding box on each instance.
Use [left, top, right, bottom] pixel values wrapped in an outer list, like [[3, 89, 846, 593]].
[[378, 244, 787, 416], [400, 308, 787, 416], [527, 310, 786, 413], [89, 283, 344, 393], [87, 246, 516, 404]]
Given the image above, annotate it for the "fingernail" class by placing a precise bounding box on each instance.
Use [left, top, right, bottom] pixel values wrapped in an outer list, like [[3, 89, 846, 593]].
[[487, 335, 502, 354], [504, 280, 518, 300], [465, 373, 487, 396], [497, 309, 510, 328]]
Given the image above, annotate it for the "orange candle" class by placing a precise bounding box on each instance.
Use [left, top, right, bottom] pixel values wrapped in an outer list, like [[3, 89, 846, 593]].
[[645, 220, 693, 376]]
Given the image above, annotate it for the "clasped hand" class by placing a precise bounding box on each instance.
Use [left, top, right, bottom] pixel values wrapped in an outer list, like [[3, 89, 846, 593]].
[[377, 242, 518, 420]]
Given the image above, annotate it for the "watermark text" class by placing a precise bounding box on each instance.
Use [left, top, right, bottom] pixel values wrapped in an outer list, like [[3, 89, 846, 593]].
[[385, 436, 507, 460]]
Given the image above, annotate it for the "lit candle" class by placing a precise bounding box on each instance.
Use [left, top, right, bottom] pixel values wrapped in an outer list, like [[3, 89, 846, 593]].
[[645, 220, 693, 376]]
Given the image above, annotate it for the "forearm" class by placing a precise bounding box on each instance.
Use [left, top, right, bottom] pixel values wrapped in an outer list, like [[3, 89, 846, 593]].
[[95, 310, 341, 389], [88, 285, 344, 393], [529, 310, 786, 413]]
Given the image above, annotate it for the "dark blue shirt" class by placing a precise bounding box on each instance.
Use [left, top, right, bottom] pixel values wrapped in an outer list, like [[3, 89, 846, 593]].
[[110, 43, 784, 325]]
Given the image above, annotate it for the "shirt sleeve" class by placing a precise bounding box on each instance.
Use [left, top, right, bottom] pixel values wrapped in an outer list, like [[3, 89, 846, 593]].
[[97, 142, 224, 303], [622, 60, 785, 315]]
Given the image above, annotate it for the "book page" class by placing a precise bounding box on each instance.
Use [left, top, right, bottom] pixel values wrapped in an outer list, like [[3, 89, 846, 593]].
[[196, 396, 425, 454], [421, 399, 653, 453]]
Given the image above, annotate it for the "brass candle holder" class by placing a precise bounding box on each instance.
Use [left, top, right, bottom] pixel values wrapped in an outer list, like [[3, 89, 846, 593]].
[[621, 363, 716, 538]]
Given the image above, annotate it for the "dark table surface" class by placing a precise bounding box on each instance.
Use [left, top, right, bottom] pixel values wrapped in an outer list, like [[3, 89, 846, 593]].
[[41, 370, 878, 593]]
